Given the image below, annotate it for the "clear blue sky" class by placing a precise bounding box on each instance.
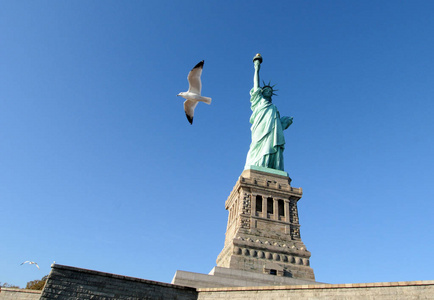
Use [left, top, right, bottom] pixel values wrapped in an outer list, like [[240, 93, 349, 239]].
[[1, 1, 433, 288]]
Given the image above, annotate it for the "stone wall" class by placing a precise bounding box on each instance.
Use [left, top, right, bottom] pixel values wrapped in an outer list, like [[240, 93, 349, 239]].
[[40, 264, 197, 300], [197, 280, 434, 300], [36, 264, 434, 299], [0, 288, 41, 300]]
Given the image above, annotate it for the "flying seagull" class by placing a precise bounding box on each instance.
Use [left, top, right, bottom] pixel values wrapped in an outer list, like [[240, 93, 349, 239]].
[[177, 60, 212, 124], [21, 261, 40, 269]]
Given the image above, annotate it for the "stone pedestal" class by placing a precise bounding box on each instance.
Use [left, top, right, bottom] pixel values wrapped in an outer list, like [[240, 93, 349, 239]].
[[215, 168, 315, 281]]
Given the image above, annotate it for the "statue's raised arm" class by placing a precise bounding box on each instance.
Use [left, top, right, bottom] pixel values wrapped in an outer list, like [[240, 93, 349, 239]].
[[244, 54, 293, 172], [253, 53, 262, 91]]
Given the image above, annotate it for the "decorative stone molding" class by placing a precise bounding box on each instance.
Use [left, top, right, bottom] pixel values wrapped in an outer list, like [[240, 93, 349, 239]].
[[216, 169, 315, 281]]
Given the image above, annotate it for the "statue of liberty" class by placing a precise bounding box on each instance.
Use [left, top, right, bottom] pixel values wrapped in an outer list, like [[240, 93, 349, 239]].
[[244, 54, 293, 172]]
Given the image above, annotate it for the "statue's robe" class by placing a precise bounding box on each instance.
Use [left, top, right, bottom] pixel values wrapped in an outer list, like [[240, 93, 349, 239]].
[[244, 88, 292, 171]]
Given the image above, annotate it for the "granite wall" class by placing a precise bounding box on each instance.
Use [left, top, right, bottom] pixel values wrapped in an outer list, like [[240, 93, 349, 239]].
[[40, 264, 197, 300]]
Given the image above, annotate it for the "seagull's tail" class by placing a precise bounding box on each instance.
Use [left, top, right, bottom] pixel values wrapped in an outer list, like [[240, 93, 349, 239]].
[[200, 96, 212, 105]]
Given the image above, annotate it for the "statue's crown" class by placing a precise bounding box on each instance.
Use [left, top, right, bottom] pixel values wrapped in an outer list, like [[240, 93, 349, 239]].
[[262, 81, 278, 96]]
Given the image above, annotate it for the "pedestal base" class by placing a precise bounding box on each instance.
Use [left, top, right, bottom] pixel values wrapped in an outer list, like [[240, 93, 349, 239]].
[[172, 266, 320, 289]]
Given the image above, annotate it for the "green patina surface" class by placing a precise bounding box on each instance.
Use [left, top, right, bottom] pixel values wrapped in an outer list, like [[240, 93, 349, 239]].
[[244, 54, 293, 172]]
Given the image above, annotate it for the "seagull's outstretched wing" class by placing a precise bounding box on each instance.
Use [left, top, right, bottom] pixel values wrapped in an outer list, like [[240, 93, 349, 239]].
[[184, 100, 198, 124], [21, 261, 40, 269], [187, 60, 204, 95]]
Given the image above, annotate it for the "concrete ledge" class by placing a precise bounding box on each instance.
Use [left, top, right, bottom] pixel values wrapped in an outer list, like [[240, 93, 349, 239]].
[[0, 288, 42, 294], [0, 288, 41, 300], [197, 280, 434, 292]]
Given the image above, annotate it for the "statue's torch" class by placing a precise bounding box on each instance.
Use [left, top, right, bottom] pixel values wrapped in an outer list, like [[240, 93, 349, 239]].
[[253, 53, 263, 64]]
